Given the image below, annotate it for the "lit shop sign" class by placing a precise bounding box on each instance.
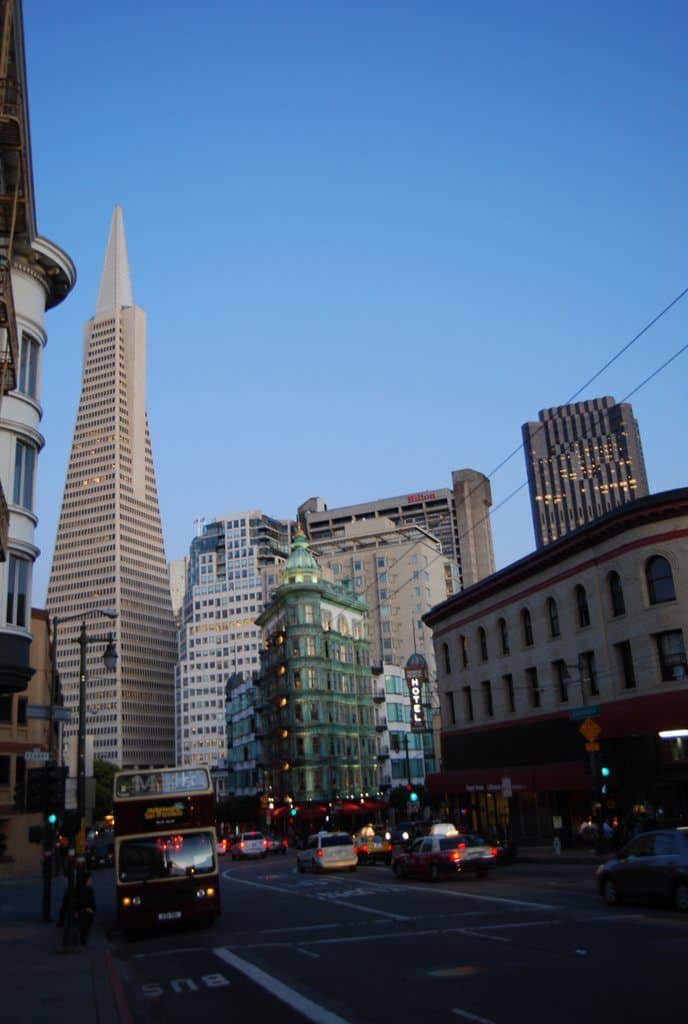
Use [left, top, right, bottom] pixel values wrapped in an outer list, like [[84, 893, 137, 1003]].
[[143, 801, 186, 827], [406, 492, 436, 503], [405, 668, 427, 734]]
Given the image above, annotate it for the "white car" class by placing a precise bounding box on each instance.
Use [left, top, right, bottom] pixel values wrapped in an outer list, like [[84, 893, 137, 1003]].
[[297, 832, 357, 873], [232, 831, 269, 860]]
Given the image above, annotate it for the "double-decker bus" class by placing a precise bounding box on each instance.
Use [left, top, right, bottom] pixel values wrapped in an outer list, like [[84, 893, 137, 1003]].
[[113, 766, 221, 931]]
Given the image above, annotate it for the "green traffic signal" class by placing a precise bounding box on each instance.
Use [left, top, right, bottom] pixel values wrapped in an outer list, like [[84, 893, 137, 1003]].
[[600, 766, 611, 778], [409, 791, 419, 803], [47, 813, 58, 825], [289, 807, 297, 817]]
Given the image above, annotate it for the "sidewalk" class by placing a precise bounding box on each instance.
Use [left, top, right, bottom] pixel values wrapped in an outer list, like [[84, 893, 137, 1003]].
[[516, 844, 606, 865], [0, 875, 120, 1024]]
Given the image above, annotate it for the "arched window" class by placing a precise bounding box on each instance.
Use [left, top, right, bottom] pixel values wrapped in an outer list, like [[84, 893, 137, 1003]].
[[608, 571, 625, 617], [498, 618, 510, 655], [646, 556, 676, 605], [478, 627, 488, 662], [459, 635, 469, 669], [442, 642, 451, 674], [547, 597, 560, 638], [521, 608, 533, 647], [575, 585, 590, 628]]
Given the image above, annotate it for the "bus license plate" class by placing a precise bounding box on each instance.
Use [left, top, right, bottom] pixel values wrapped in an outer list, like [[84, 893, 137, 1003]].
[[158, 911, 182, 921]]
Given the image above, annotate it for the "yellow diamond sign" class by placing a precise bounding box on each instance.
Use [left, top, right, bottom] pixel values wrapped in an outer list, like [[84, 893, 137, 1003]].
[[579, 717, 602, 743]]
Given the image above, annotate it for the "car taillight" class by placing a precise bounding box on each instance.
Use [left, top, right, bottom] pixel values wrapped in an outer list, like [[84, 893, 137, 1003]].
[[282, 839, 288, 846], [239, 841, 245, 849], [353, 845, 359, 855], [317, 848, 323, 858], [264, 840, 269, 847], [449, 850, 461, 861], [491, 847, 498, 858]]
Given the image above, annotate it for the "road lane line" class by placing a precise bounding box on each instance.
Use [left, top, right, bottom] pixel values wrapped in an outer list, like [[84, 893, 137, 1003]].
[[452, 1008, 497, 1024], [396, 882, 556, 910], [304, 928, 439, 947], [213, 947, 353, 1024], [259, 923, 341, 935], [222, 870, 410, 920], [314, 896, 409, 921], [474, 920, 560, 931], [296, 947, 321, 959]]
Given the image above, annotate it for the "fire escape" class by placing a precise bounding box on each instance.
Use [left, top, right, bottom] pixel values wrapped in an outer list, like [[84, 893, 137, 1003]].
[[0, 0, 27, 562]]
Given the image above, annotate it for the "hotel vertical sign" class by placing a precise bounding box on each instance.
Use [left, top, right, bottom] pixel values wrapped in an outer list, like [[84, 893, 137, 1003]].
[[405, 660, 428, 733]]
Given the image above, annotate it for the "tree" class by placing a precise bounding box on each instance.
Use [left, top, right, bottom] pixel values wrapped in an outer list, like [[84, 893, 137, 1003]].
[[94, 758, 117, 821]]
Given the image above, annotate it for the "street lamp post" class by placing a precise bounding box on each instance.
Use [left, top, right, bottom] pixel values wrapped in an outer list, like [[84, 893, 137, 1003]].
[[54, 608, 117, 951]]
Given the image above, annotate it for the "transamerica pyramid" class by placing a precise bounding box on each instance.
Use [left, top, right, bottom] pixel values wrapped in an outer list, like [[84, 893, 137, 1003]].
[[47, 206, 176, 768]]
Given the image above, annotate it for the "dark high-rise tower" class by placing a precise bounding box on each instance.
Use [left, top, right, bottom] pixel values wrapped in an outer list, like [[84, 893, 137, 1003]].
[[522, 396, 649, 548], [47, 206, 176, 767]]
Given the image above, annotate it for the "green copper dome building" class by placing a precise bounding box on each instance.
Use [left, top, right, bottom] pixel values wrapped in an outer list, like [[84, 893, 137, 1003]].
[[256, 528, 377, 803]]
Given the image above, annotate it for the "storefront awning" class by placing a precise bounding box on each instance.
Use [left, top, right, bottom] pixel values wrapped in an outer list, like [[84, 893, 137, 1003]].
[[426, 761, 589, 796]]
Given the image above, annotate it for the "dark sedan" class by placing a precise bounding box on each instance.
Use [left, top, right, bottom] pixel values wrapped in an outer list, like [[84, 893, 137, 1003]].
[[596, 828, 688, 911]]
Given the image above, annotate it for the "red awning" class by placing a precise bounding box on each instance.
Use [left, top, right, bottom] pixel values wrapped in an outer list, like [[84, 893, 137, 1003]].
[[335, 801, 371, 815], [271, 803, 327, 820], [426, 761, 589, 796]]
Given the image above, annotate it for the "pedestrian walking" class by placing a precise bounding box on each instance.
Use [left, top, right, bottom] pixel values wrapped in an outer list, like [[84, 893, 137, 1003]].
[[77, 873, 96, 946], [57, 871, 96, 946]]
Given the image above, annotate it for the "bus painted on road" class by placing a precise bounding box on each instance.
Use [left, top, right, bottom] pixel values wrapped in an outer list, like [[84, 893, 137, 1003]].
[[113, 766, 221, 931]]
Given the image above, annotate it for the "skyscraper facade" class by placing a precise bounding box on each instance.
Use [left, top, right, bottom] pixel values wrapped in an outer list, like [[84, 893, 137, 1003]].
[[47, 207, 176, 768], [298, 466, 495, 591], [175, 512, 291, 769], [522, 397, 649, 549]]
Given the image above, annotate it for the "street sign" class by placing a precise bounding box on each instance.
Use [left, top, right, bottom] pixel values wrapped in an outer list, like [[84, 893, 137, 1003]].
[[585, 741, 600, 752], [25, 749, 50, 762], [568, 705, 600, 721], [501, 776, 513, 799], [579, 718, 602, 743]]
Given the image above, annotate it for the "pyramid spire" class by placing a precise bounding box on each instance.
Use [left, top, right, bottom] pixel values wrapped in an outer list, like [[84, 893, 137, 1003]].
[[95, 204, 133, 313]]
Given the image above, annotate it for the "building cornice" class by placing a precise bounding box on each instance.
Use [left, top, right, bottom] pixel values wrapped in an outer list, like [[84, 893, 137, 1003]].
[[424, 488, 688, 628]]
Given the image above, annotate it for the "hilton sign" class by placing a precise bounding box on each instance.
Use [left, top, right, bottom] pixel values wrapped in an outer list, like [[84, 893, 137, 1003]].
[[404, 661, 428, 734]]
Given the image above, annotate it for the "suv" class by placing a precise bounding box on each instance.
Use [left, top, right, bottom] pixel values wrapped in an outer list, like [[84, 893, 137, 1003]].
[[232, 831, 269, 860], [296, 832, 357, 873]]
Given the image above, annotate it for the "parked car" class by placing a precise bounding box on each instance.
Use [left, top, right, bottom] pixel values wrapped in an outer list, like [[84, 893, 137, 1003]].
[[296, 832, 357, 873], [85, 831, 114, 869], [393, 833, 497, 882], [266, 833, 289, 855], [596, 828, 688, 911], [232, 831, 269, 860], [353, 829, 392, 865]]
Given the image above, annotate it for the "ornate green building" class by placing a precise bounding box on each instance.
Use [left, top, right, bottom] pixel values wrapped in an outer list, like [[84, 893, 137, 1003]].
[[256, 529, 377, 803]]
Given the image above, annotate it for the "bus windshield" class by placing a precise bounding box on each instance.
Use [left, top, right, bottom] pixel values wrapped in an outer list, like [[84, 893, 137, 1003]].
[[118, 831, 215, 883]]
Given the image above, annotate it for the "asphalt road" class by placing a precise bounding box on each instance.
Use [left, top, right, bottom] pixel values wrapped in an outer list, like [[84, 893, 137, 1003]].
[[100, 853, 688, 1024]]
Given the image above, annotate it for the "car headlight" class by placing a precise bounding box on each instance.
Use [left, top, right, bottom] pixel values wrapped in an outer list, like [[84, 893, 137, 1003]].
[[402, 831, 409, 841], [385, 832, 391, 841], [131, 896, 142, 907], [196, 888, 206, 899]]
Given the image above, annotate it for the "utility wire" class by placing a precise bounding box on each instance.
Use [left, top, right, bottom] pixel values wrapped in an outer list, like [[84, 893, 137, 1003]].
[[357, 333, 688, 633]]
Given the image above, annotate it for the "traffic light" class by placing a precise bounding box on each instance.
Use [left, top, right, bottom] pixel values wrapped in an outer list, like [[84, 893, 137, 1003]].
[[44, 765, 67, 813], [47, 813, 58, 826], [25, 765, 66, 815], [289, 807, 297, 818], [600, 766, 611, 778], [409, 791, 419, 803]]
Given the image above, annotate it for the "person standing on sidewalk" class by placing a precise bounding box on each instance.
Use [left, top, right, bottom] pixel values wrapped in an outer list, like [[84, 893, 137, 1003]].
[[77, 873, 96, 946]]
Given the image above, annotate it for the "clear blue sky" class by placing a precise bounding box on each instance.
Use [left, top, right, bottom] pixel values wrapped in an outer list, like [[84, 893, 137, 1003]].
[[24, 1, 687, 603]]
